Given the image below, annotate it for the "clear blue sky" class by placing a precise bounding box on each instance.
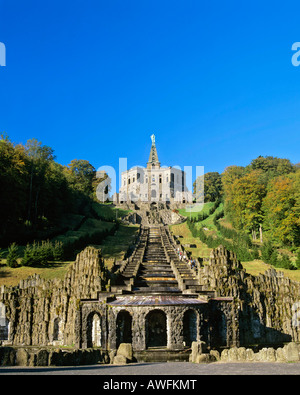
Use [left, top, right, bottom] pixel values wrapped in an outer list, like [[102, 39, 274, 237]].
[[0, 0, 300, 180]]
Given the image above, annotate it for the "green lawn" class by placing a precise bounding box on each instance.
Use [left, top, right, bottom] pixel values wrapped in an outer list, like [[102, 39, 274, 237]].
[[98, 224, 139, 261], [0, 224, 139, 287], [171, 215, 300, 283], [0, 203, 137, 287], [170, 222, 212, 259], [178, 202, 215, 219], [0, 260, 73, 287]]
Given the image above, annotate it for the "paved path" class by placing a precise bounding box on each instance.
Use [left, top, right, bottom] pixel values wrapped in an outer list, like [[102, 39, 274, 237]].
[[0, 361, 300, 375]]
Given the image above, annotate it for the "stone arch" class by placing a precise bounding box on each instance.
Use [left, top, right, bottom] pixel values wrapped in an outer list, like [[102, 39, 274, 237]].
[[53, 317, 63, 342], [183, 309, 198, 347], [87, 312, 102, 348], [0, 318, 9, 341], [145, 309, 167, 348], [0, 302, 9, 341], [116, 310, 132, 348]]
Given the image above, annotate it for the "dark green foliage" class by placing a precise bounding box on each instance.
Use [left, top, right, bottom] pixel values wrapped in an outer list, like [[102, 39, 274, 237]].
[[270, 250, 279, 267], [261, 241, 275, 264], [187, 217, 257, 262], [6, 243, 19, 268], [21, 240, 64, 266], [296, 249, 300, 269], [0, 135, 98, 247], [277, 253, 295, 270], [193, 172, 223, 203]]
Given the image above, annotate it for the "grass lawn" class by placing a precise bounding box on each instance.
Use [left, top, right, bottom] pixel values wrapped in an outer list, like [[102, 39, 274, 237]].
[[0, 224, 140, 287], [170, 220, 300, 283], [178, 202, 215, 219], [241, 260, 300, 282], [170, 222, 212, 259], [97, 224, 139, 261], [0, 260, 73, 287], [92, 202, 131, 221]]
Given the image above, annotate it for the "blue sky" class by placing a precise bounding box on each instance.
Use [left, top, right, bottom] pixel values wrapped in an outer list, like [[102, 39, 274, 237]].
[[0, 0, 300, 180]]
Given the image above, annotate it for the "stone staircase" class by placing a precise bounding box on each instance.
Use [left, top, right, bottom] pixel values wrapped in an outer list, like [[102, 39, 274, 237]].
[[133, 227, 181, 294], [115, 224, 203, 296], [160, 227, 203, 294]]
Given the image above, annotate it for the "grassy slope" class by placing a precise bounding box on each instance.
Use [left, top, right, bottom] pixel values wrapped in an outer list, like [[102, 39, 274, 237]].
[[0, 202, 136, 287], [172, 202, 300, 282]]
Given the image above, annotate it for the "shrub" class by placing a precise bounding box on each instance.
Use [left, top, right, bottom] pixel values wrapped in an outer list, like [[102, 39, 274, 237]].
[[261, 241, 274, 264], [21, 240, 65, 267], [6, 242, 19, 268], [270, 250, 279, 267], [278, 253, 295, 270], [296, 249, 300, 269]]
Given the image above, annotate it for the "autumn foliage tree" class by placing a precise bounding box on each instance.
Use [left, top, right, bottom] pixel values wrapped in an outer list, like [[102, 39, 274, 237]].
[[230, 170, 266, 236], [221, 156, 299, 247], [262, 172, 300, 246]]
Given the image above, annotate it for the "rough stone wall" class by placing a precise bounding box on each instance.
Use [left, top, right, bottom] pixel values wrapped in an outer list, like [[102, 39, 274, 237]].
[[199, 246, 300, 345], [1, 242, 300, 351], [106, 305, 208, 351], [122, 203, 185, 225], [0, 247, 108, 347]]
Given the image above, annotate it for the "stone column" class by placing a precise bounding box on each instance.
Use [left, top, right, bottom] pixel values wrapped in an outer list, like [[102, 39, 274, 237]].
[[132, 309, 146, 351]]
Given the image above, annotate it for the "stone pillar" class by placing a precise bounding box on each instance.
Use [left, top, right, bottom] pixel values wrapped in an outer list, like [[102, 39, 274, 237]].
[[167, 307, 184, 350], [132, 309, 146, 351]]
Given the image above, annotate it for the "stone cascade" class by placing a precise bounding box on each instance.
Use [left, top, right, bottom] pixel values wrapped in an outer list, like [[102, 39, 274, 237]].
[[133, 226, 181, 294], [1, 228, 300, 366], [161, 227, 203, 294], [121, 202, 185, 226], [120, 228, 149, 283], [113, 225, 205, 295]]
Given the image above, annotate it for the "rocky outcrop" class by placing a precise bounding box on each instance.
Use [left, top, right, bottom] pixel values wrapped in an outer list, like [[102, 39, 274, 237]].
[[190, 341, 300, 364], [219, 342, 300, 363], [198, 246, 300, 344], [1, 240, 300, 366], [0, 247, 109, 347], [0, 346, 108, 366], [121, 203, 185, 225]]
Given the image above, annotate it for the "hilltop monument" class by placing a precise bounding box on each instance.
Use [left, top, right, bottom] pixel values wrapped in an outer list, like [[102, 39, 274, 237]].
[[118, 134, 192, 205]]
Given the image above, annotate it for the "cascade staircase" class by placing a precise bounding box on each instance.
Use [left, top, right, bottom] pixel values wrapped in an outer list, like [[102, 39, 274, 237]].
[[116, 225, 202, 295], [160, 227, 203, 294], [133, 226, 181, 294]]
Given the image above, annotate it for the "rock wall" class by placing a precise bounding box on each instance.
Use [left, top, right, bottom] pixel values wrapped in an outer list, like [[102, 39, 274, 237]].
[[190, 341, 300, 363], [198, 246, 300, 345], [1, 241, 300, 363], [0, 247, 109, 347], [0, 346, 108, 367], [121, 203, 185, 225]]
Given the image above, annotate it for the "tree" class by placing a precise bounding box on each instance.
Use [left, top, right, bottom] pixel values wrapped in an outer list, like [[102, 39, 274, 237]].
[[194, 172, 222, 202], [6, 243, 19, 268], [262, 173, 300, 246], [247, 156, 295, 184], [0, 135, 28, 240], [24, 139, 55, 226], [68, 159, 96, 196], [222, 165, 245, 221], [296, 249, 300, 269], [226, 170, 266, 236]]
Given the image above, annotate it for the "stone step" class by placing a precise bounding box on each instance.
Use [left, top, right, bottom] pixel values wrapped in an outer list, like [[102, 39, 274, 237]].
[[134, 348, 190, 363], [132, 286, 182, 294]]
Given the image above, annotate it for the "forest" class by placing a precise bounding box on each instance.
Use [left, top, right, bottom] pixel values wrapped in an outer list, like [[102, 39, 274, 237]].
[[1, 134, 299, 271], [0, 134, 106, 247], [192, 156, 300, 269]]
